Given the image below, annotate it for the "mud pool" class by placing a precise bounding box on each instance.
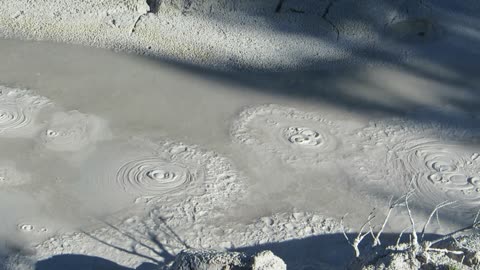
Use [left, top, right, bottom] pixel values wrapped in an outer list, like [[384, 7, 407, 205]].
[[1, 36, 480, 269]]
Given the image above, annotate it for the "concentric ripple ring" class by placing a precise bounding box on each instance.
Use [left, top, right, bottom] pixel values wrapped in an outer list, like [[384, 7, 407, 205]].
[[116, 157, 193, 195]]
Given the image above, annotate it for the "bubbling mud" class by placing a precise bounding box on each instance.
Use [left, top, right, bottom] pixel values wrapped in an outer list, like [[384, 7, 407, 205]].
[[231, 104, 360, 167], [116, 158, 193, 195], [394, 140, 480, 207], [0, 86, 51, 137], [39, 111, 110, 152], [77, 138, 245, 213], [355, 116, 480, 211], [16, 220, 49, 236], [283, 126, 333, 149], [17, 224, 34, 232]]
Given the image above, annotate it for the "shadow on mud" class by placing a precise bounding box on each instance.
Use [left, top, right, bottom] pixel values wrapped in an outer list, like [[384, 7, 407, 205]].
[[36, 254, 139, 270], [34, 231, 445, 270], [129, 0, 480, 141]]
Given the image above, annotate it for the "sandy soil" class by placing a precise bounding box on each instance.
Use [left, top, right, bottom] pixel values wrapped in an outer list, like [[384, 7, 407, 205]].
[[1, 0, 480, 269]]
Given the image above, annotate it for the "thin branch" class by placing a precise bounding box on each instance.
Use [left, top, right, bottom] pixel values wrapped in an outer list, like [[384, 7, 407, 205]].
[[405, 189, 419, 247], [474, 208, 480, 224], [367, 208, 377, 240], [372, 196, 402, 247], [427, 248, 464, 255], [340, 213, 353, 245], [430, 220, 480, 246], [429, 207, 480, 246], [421, 200, 456, 241], [352, 211, 376, 257], [368, 223, 376, 239], [341, 211, 376, 257], [436, 210, 442, 231], [358, 210, 377, 241], [396, 226, 410, 248]]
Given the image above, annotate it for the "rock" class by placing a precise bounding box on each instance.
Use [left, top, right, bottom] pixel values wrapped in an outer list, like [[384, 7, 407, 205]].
[[166, 249, 286, 270], [251, 251, 286, 270], [364, 252, 419, 270]]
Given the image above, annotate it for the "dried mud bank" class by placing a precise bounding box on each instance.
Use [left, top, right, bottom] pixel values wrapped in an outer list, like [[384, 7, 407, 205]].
[[1, 0, 478, 70], [34, 211, 341, 268]]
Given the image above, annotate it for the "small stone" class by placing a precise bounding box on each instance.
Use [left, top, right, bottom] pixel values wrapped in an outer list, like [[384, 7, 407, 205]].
[[167, 249, 286, 270]]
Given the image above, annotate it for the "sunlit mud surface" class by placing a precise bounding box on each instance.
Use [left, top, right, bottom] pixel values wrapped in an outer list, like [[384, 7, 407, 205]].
[[0, 36, 480, 269]]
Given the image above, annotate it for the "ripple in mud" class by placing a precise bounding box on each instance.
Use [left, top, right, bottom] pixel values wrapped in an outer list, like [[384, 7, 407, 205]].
[[231, 104, 360, 166], [116, 158, 193, 195], [0, 86, 51, 137], [393, 140, 480, 207], [355, 117, 480, 210], [39, 111, 110, 152], [79, 138, 244, 208], [0, 106, 28, 131]]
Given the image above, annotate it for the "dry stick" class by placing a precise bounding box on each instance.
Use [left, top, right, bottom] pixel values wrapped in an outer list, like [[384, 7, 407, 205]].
[[367, 208, 377, 240], [367, 221, 376, 240], [430, 220, 480, 246], [420, 200, 457, 241], [428, 207, 480, 247], [372, 195, 405, 247], [474, 207, 480, 224], [353, 211, 376, 257], [435, 210, 442, 231], [340, 213, 353, 246], [341, 211, 377, 257], [396, 226, 410, 248], [420, 209, 480, 259], [405, 189, 419, 249], [404, 176, 420, 248], [427, 248, 464, 255]]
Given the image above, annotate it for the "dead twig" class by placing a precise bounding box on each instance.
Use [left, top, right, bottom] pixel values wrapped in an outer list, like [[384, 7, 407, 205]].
[[341, 210, 376, 257], [372, 196, 405, 247], [396, 226, 410, 248], [420, 200, 456, 241], [405, 189, 419, 250]]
